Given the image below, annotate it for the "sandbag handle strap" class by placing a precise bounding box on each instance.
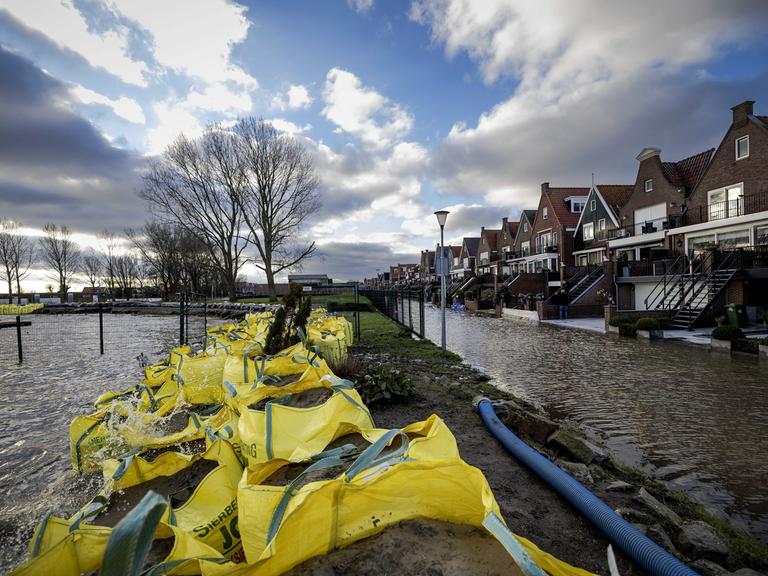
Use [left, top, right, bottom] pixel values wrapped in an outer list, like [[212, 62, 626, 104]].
[[482, 512, 548, 576], [68, 494, 110, 532], [344, 429, 408, 481], [112, 445, 146, 480], [266, 454, 350, 544], [31, 508, 78, 557]]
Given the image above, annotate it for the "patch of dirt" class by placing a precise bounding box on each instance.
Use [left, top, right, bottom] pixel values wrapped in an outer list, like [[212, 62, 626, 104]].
[[250, 387, 332, 411], [262, 461, 349, 487], [143, 537, 175, 570], [284, 519, 520, 576], [95, 459, 218, 527], [141, 439, 207, 462], [269, 373, 302, 387]]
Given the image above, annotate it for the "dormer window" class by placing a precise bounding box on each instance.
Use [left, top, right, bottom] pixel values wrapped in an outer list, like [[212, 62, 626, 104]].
[[645, 179, 653, 192], [736, 136, 749, 160], [543, 207, 548, 220], [571, 200, 584, 213]]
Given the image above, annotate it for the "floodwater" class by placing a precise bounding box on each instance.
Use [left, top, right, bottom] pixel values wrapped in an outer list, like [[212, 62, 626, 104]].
[[0, 313, 214, 572], [419, 304, 768, 543]]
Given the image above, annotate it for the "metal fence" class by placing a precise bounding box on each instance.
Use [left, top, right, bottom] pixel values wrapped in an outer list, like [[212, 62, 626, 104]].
[[361, 288, 425, 338]]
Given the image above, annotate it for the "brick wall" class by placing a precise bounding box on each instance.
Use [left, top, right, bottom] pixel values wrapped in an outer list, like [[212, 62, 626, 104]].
[[687, 106, 768, 213], [537, 302, 605, 319], [725, 280, 745, 305], [507, 273, 547, 296]]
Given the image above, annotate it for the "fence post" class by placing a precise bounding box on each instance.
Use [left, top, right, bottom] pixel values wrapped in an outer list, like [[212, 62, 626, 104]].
[[99, 302, 104, 355], [408, 290, 413, 331], [185, 293, 189, 345], [16, 314, 23, 364], [179, 292, 185, 345], [203, 298, 208, 347], [419, 289, 425, 338]]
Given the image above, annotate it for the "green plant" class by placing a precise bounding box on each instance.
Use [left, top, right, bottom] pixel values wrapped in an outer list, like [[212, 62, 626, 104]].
[[293, 295, 312, 337], [328, 353, 365, 379], [608, 315, 635, 327], [618, 323, 637, 337], [493, 285, 510, 306], [635, 317, 660, 330], [732, 338, 759, 354], [356, 366, 414, 405], [264, 307, 287, 354], [711, 325, 744, 341], [715, 315, 728, 327], [759, 337, 768, 346]]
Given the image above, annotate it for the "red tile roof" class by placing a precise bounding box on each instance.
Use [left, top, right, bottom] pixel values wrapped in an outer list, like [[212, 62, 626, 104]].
[[545, 187, 590, 228], [661, 149, 714, 193], [507, 220, 519, 238], [480, 228, 500, 251], [596, 185, 634, 217], [450, 245, 461, 257]]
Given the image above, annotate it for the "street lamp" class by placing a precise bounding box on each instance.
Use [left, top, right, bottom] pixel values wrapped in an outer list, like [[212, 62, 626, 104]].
[[434, 210, 449, 351]]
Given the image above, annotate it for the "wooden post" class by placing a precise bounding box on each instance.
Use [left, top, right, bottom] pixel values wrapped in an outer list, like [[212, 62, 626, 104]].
[[16, 315, 23, 364]]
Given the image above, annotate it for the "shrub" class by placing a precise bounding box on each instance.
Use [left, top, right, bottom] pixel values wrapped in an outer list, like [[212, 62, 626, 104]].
[[264, 307, 287, 354], [356, 366, 414, 405], [711, 325, 745, 341], [657, 317, 672, 330], [608, 315, 635, 327], [328, 354, 365, 379], [732, 338, 759, 354], [493, 285, 510, 306], [759, 337, 768, 346], [618, 323, 637, 337], [635, 317, 660, 331]]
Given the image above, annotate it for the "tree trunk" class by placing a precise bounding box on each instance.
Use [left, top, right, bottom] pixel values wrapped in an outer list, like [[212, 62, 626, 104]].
[[15, 275, 22, 304], [6, 276, 11, 304], [265, 265, 277, 302]]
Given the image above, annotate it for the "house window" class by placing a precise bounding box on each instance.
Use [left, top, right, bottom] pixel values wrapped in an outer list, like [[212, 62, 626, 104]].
[[717, 229, 750, 249], [523, 222, 528, 232], [583, 222, 594, 241], [707, 184, 743, 220], [757, 225, 768, 246], [736, 136, 749, 160], [572, 200, 584, 213], [590, 199, 596, 211], [543, 206, 548, 220], [598, 218, 606, 231], [645, 179, 653, 192]]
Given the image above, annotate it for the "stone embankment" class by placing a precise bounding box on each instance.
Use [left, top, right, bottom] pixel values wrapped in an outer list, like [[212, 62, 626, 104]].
[[32, 301, 271, 319]]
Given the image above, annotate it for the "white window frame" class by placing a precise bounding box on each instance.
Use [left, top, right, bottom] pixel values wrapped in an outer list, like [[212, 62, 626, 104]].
[[523, 222, 528, 232], [583, 222, 594, 241], [590, 199, 596, 211], [598, 218, 606, 231], [543, 206, 549, 220], [572, 201, 584, 213], [707, 183, 743, 220], [645, 179, 653, 192], [736, 136, 749, 160]]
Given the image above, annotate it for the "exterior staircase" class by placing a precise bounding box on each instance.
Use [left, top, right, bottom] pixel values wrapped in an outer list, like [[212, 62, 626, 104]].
[[645, 250, 739, 330], [545, 265, 603, 304]]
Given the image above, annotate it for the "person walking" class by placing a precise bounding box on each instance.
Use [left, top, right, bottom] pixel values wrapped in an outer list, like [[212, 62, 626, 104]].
[[559, 285, 570, 320]]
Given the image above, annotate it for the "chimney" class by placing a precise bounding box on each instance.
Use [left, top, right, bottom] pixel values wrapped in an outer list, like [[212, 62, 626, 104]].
[[636, 147, 661, 163], [541, 182, 550, 194], [502, 217, 508, 225], [731, 100, 755, 125]]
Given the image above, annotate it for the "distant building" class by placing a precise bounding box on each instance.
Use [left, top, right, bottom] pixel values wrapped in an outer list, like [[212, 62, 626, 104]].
[[287, 274, 332, 286]]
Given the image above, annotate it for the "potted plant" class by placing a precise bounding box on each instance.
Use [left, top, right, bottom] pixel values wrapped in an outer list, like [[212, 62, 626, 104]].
[[635, 317, 664, 340], [710, 325, 744, 352]]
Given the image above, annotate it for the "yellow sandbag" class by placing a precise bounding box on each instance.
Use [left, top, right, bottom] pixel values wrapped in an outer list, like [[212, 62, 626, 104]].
[[10, 515, 111, 576], [233, 438, 593, 576], [143, 346, 194, 387], [171, 350, 228, 405], [229, 377, 373, 466], [221, 342, 319, 389], [70, 408, 127, 473], [101, 438, 245, 560]]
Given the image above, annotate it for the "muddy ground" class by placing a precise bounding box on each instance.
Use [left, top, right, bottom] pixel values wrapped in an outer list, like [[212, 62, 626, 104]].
[[299, 311, 767, 576]]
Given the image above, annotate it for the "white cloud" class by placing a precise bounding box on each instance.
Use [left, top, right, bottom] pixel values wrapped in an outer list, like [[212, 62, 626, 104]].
[[1, 0, 149, 85], [146, 101, 204, 154], [181, 83, 253, 114], [107, 0, 257, 89], [272, 84, 313, 111], [411, 0, 767, 202], [266, 118, 311, 135], [70, 84, 146, 124], [322, 68, 413, 150], [347, 0, 374, 14]]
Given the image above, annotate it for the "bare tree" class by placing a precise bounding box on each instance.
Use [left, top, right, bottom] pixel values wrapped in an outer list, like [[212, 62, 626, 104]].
[[99, 230, 120, 300], [39, 223, 80, 301], [113, 253, 140, 299], [0, 219, 20, 300], [82, 254, 102, 290], [140, 131, 249, 301], [233, 118, 321, 300]]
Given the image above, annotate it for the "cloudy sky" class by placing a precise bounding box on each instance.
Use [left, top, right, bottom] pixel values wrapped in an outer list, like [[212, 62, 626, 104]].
[[1, 0, 767, 286]]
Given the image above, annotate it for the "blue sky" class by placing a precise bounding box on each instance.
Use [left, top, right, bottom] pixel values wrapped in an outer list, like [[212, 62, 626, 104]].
[[1, 0, 767, 286]]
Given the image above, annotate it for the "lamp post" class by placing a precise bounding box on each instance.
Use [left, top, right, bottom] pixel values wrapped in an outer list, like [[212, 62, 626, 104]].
[[434, 210, 449, 351]]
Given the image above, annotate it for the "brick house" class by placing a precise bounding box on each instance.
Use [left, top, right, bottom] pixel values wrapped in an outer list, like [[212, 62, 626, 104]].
[[419, 249, 435, 282], [476, 227, 501, 276], [671, 100, 768, 254], [607, 147, 713, 263], [572, 184, 634, 265], [497, 217, 519, 277], [453, 237, 480, 281], [527, 183, 588, 276], [507, 210, 537, 275]]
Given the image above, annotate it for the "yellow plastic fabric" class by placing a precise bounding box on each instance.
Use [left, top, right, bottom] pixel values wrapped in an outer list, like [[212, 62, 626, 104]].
[[0, 303, 43, 315], [231, 375, 373, 466], [221, 342, 316, 389]]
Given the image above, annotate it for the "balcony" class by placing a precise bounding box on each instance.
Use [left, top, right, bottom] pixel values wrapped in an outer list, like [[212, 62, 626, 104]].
[[534, 244, 559, 255], [682, 189, 768, 226]]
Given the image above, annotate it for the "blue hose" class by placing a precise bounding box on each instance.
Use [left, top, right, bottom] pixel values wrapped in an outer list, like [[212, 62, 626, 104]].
[[477, 399, 698, 576]]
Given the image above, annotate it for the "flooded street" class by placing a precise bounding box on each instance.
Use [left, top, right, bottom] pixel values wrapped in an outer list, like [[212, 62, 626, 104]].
[[0, 314, 212, 572], [419, 305, 768, 543]]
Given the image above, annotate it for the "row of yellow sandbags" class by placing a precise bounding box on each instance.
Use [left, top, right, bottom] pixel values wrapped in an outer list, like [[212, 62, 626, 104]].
[[0, 303, 43, 315]]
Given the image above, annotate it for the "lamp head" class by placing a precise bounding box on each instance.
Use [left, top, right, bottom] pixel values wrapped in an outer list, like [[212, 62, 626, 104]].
[[434, 210, 449, 227]]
